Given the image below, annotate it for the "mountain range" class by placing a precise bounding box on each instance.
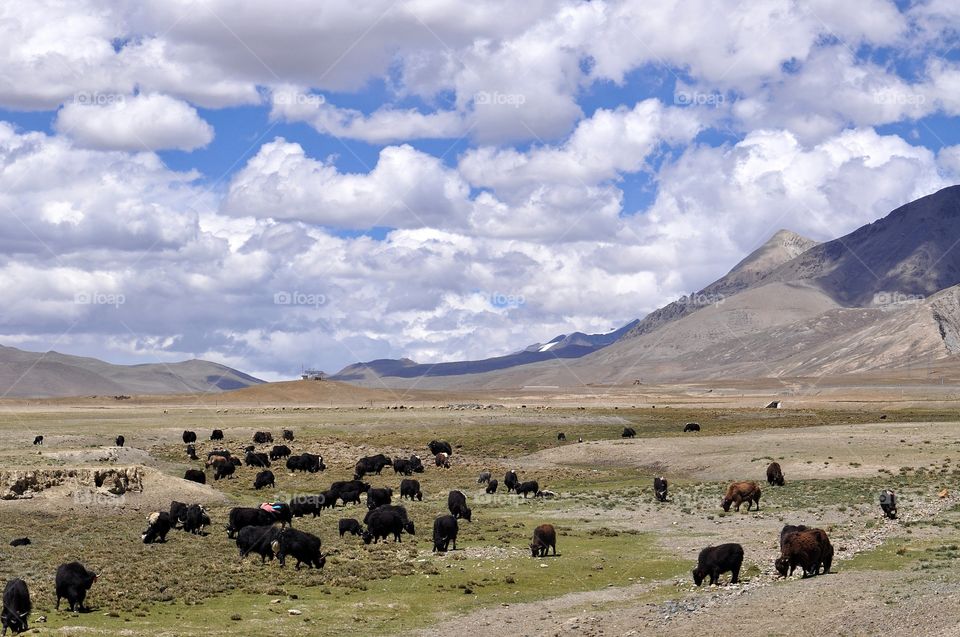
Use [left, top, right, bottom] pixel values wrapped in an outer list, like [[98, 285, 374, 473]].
[[0, 346, 263, 398], [333, 185, 960, 388]]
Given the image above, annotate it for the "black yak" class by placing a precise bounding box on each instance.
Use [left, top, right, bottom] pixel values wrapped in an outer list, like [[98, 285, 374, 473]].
[[693, 543, 743, 586], [433, 515, 458, 553], [1, 579, 30, 635], [54, 562, 97, 612]]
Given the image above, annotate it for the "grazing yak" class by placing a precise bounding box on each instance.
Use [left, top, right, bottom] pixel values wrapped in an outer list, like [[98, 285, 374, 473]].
[[880, 490, 897, 519], [210, 429, 224, 441], [400, 479, 422, 501], [408, 455, 425, 473], [557, 432, 566, 442], [428, 440, 453, 456], [692, 543, 743, 586], [393, 456, 424, 475], [354, 454, 392, 479], [392, 458, 414, 475], [206, 454, 230, 468], [141, 512, 171, 544], [477, 471, 492, 484], [621, 427, 636, 438], [366, 487, 393, 510], [214, 462, 235, 481], [504, 470, 519, 493], [253, 431, 273, 444], [517, 480, 540, 498], [362, 505, 415, 544], [433, 514, 458, 553], [766, 462, 785, 486], [330, 480, 371, 500], [530, 524, 557, 557], [253, 470, 275, 490], [244, 452, 270, 468], [319, 490, 337, 510], [287, 452, 324, 473], [236, 525, 281, 563], [227, 504, 291, 539], [485, 479, 498, 494], [361, 504, 415, 544], [180, 504, 210, 534], [654, 477, 668, 502], [32, 436, 42, 446], [447, 491, 472, 521], [8, 539, 29, 548], [271, 528, 325, 570], [282, 429, 294, 442], [184, 469, 206, 484], [115, 435, 124, 447], [721, 481, 761, 512], [182, 431, 197, 444], [434, 452, 451, 468], [186, 444, 198, 460], [339, 518, 363, 537], [290, 495, 324, 518], [55, 562, 97, 612], [1, 579, 30, 635], [269, 445, 291, 461], [683, 422, 701, 432], [776, 527, 833, 577]]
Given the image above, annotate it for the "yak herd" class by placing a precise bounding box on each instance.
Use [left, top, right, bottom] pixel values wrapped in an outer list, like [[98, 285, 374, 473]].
[[677, 459, 898, 587], [0, 422, 903, 633], [0, 430, 558, 633]]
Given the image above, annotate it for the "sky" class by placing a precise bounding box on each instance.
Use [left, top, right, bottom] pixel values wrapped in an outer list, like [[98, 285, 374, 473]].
[[1, 0, 959, 381]]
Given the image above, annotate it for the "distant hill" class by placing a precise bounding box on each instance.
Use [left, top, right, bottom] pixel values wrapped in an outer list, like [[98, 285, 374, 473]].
[[0, 345, 264, 397], [331, 320, 639, 383]]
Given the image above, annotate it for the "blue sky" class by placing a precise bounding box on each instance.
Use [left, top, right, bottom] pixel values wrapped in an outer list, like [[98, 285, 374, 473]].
[[0, 1, 958, 380]]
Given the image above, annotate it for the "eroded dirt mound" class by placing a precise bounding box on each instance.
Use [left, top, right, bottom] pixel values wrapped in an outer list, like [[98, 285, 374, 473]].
[[0, 465, 226, 512], [0, 466, 145, 500]]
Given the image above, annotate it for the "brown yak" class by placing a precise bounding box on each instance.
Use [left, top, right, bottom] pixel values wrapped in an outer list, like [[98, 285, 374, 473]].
[[775, 528, 833, 577], [721, 481, 761, 512]]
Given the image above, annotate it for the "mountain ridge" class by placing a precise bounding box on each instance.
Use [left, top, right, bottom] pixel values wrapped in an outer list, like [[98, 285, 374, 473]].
[[0, 345, 264, 398]]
